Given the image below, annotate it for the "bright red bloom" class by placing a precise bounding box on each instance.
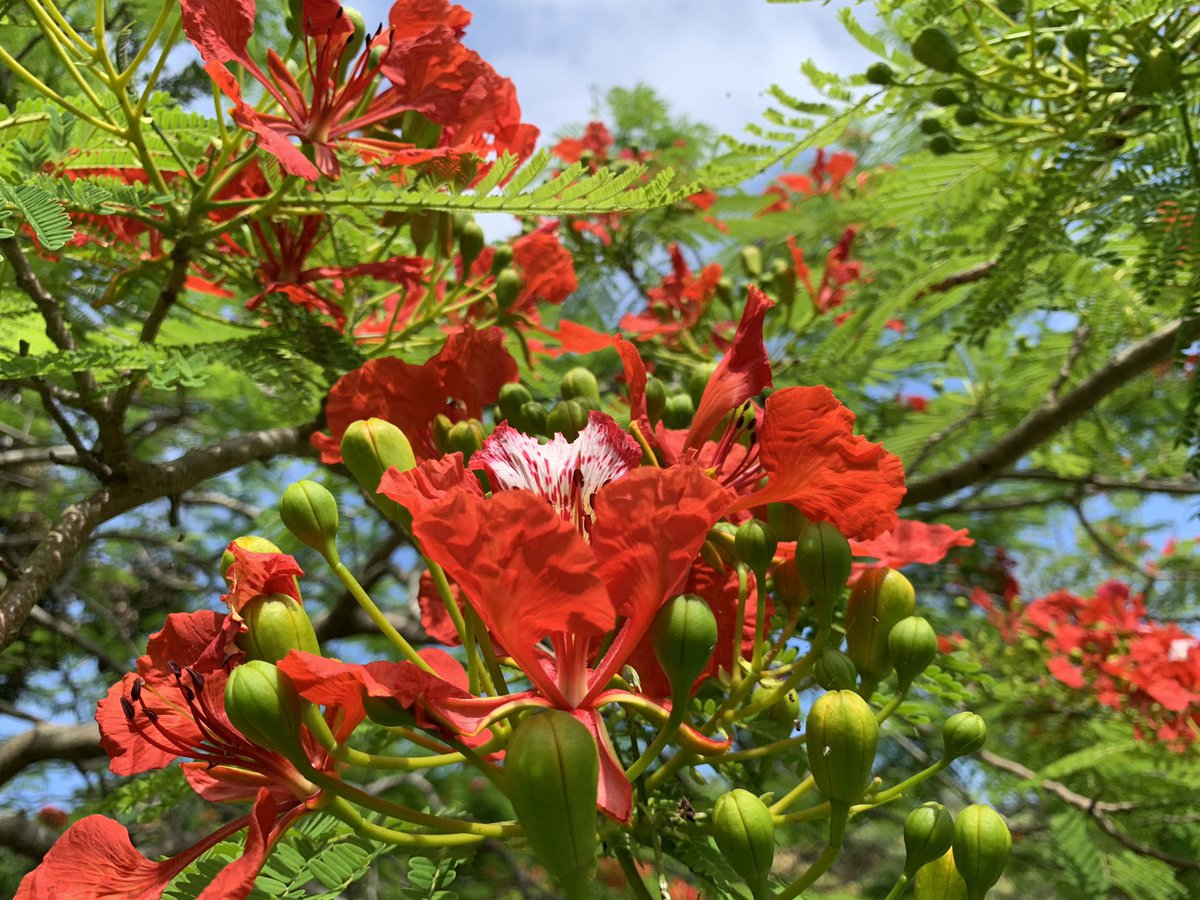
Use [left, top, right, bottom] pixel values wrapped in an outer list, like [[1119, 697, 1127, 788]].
[[905, 395, 930, 412], [619, 244, 725, 347], [184, 0, 537, 180], [222, 545, 303, 615], [312, 325, 518, 462], [851, 520, 973, 570], [776, 149, 858, 199], [788, 227, 863, 314], [552, 121, 615, 166], [466, 224, 578, 319], [407, 465, 732, 822]]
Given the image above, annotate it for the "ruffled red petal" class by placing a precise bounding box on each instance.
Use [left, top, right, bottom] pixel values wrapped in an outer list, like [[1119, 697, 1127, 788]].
[[851, 520, 973, 569]]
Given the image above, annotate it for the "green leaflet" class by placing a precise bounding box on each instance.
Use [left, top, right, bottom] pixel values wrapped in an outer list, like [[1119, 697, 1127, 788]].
[[0, 181, 74, 250]]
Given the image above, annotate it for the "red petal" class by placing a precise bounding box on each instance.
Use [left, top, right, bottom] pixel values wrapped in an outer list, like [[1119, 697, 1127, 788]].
[[97, 676, 198, 777], [614, 338, 656, 447], [543, 320, 618, 354], [16, 815, 180, 899], [377, 453, 481, 520], [196, 789, 278, 900], [230, 105, 321, 181], [433, 325, 518, 418], [732, 386, 906, 541], [412, 489, 616, 704], [573, 709, 632, 823], [684, 285, 774, 450], [222, 545, 303, 614], [851, 520, 973, 569], [181, 0, 255, 65]]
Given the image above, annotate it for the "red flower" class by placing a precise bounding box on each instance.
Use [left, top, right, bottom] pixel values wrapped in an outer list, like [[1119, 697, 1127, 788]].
[[788, 227, 863, 314], [466, 223, 578, 319], [619, 244, 724, 346], [183, 0, 537, 180], [552, 121, 615, 166], [312, 325, 518, 463], [851, 520, 973, 570], [905, 395, 930, 412]]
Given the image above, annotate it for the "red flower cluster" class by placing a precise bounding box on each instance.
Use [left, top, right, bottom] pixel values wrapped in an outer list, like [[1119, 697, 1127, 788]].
[[1015, 580, 1200, 746], [788, 226, 864, 314], [763, 149, 861, 212], [619, 244, 726, 347]]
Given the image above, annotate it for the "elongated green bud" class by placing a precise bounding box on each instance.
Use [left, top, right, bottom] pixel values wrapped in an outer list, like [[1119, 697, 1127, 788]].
[[914, 849, 968, 900], [814, 649, 858, 691], [806, 689, 878, 805], [560, 367, 601, 407], [904, 802, 956, 878], [711, 789, 774, 899], [942, 712, 987, 762], [517, 400, 549, 436], [409, 210, 439, 254], [644, 377, 666, 426], [497, 383, 533, 423], [340, 418, 415, 524], [912, 27, 959, 74], [766, 503, 806, 542], [494, 267, 522, 307], [238, 593, 320, 664], [490, 243, 514, 273], [740, 245, 763, 278], [662, 393, 694, 429], [953, 805, 1011, 900], [889, 616, 939, 691], [716, 276, 735, 304], [280, 481, 339, 560], [224, 661, 307, 763], [431, 413, 454, 453], [1133, 47, 1178, 96], [750, 678, 799, 728], [446, 419, 485, 460], [505, 711, 598, 892], [652, 594, 717, 700], [687, 362, 718, 407], [735, 519, 777, 574], [220, 536, 282, 577], [458, 220, 485, 272], [794, 519, 853, 624], [845, 568, 916, 685], [336, 8, 366, 82], [547, 400, 588, 441]]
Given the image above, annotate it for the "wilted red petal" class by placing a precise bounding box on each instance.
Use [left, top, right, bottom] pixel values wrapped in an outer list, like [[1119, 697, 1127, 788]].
[[684, 285, 774, 450], [851, 520, 973, 569], [614, 338, 657, 447], [732, 386, 906, 541], [412, 489, 617, 704], [222, 545, 303, 614]]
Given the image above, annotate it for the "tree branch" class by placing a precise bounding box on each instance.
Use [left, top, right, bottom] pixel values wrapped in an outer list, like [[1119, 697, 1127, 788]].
[[0, 811, 60, 859], [997, 470, 1200, 495], [912, 260, 998, 300], [0, 422, 316, 652], [980, 750, 1200, 872], [0, 722, 103, 789], [903, 321, 1183, 506]]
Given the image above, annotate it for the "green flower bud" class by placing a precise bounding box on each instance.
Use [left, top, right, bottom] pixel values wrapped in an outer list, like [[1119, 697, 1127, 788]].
[[740, 245, 763, 278], [340, 418, 416, 524], [645, 377, 667, 426], [805, 689, 878, 805], [953, 805, 1011, 900], [446, 419, 485, 460], [336, 8, 366, 82], [280, 480, 339, 559], [866, 62, 895, 85], [409, 210, 439, 254], [912, 28, 959, 74], [920, 116, 944, 135], [845, 568, 916, 685], [770, 556, 808, 612], [716, 276, 735, 304], [662, 393, 694, 429], [889, 616, 939, 691], [546, 400, 589, 441], [750, 678, 799, 728], [220, 536, 282, 577], [494, 267, 522, 307], [517, 400, 549, 436], [224, 660, 307, 763], [766, 503, 805, 542], [652, 594, 717, 699], [711, 789, 774, 899], [929, 134, 957, 156], [814, 649, 858, 691], [1064, 28, 1090, 58], [490, 243, 514, 274], [794, 520, 853, 623], [238, 593, 320, 664], [362, 694, 416, 728], [914, 849, 968, 900], [560, 367, 601, 406], [904, 802, 956, 877], [505, 711, 599, 888], [687, 361, 718, 407], [931, 87, 961, 107], [431, 413, 454, 453], [954, 105, 981, 127], [458, 220, 485, 272], [735, 519, 777, 574], [942, 712, 987, 762], [497, 382, 533, 423], [1035, 35, 1057, 55]]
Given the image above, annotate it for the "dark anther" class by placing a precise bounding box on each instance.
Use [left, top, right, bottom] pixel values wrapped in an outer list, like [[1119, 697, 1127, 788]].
[[120, 697, 136, 721], [221, 652, 238, 671], [335, 7, 343, 17], [144, 709, 159, 723], [572, 467, 585, 488], [305, 15, 313, 28], [181, 684, 194, 703], [130, 678, 144, 703], [187, 667, 204, 692], [168, 660, 182, 678]]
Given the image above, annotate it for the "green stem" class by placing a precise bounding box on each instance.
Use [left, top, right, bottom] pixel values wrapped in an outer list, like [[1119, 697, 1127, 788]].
[[882, 873, 911, 900], [625, 703, 685, 782], [303, 705, 463, 770], [322, 796, 487, 847], [776, 802, 847, 900], [769, 775, 814, 814], [614, 844, 655, 900], [330, 559, 435, 673]]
